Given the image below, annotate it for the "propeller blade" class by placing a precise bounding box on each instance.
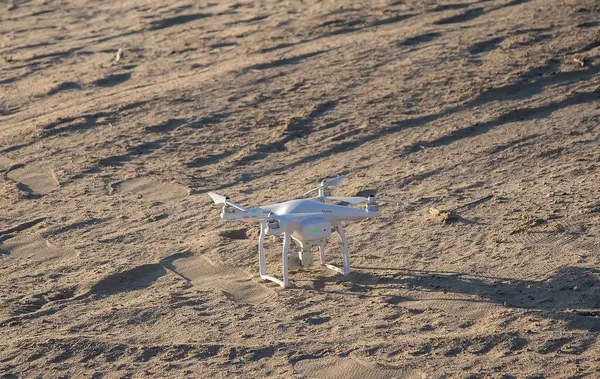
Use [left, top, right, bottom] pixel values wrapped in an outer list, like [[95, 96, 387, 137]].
[[303, 175, 346, 196], [374, 197, 416, 205], [326, 195, 368, 204], [208, 192, 227, 204], [326, 195, 416, 205], [225, 201, 247, 211], [302, 186, 322, 196], [325, 175, 345, 187]]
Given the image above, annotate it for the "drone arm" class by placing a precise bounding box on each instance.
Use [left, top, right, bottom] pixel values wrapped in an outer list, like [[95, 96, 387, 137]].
[[208, 192, 248, 212], [221, 210, 269, 222]]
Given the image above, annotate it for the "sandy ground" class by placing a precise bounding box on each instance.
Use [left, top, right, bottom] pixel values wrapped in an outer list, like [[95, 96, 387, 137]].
[[1, 0, 600, 377]]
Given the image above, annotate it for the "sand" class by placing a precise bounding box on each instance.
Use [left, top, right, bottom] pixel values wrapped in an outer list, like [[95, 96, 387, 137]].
[[1, 0, 600, 377]]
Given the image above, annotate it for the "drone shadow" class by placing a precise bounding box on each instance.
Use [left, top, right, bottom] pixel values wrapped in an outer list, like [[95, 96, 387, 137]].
[[308, 265, 600, 332]]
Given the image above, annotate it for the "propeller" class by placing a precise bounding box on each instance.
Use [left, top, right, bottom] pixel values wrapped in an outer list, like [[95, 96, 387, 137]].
[[303, 175, 345, 196], [208, 192, 247, 211], [326, 195, 415, 205]]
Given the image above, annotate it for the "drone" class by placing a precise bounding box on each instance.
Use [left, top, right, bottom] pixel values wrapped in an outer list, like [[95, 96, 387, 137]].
[[208, 176, 409, 288]]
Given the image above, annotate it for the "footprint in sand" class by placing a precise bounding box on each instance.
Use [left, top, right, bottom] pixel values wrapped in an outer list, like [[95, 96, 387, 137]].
[[116, 177, 188, 202], [6, 165, 59, 196], [166, 254, 274, 305], [0, 234, 78, 263], [294, 357, 423, 379]]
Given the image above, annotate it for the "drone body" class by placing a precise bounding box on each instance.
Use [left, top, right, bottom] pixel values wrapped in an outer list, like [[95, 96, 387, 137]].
[[209, 176, 404, 288]]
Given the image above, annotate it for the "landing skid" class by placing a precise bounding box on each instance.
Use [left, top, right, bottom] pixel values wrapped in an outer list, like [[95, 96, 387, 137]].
[[257, 222, 350, 288]]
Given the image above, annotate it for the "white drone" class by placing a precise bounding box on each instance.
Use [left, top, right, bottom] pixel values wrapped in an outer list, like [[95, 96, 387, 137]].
[[208, 176, 408, 288]]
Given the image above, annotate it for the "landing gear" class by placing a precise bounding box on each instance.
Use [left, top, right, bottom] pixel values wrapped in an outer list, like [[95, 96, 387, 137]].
[[258, 222, 289, 287], [322, 222, 351, 276], [257, 222, 350, 288]]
